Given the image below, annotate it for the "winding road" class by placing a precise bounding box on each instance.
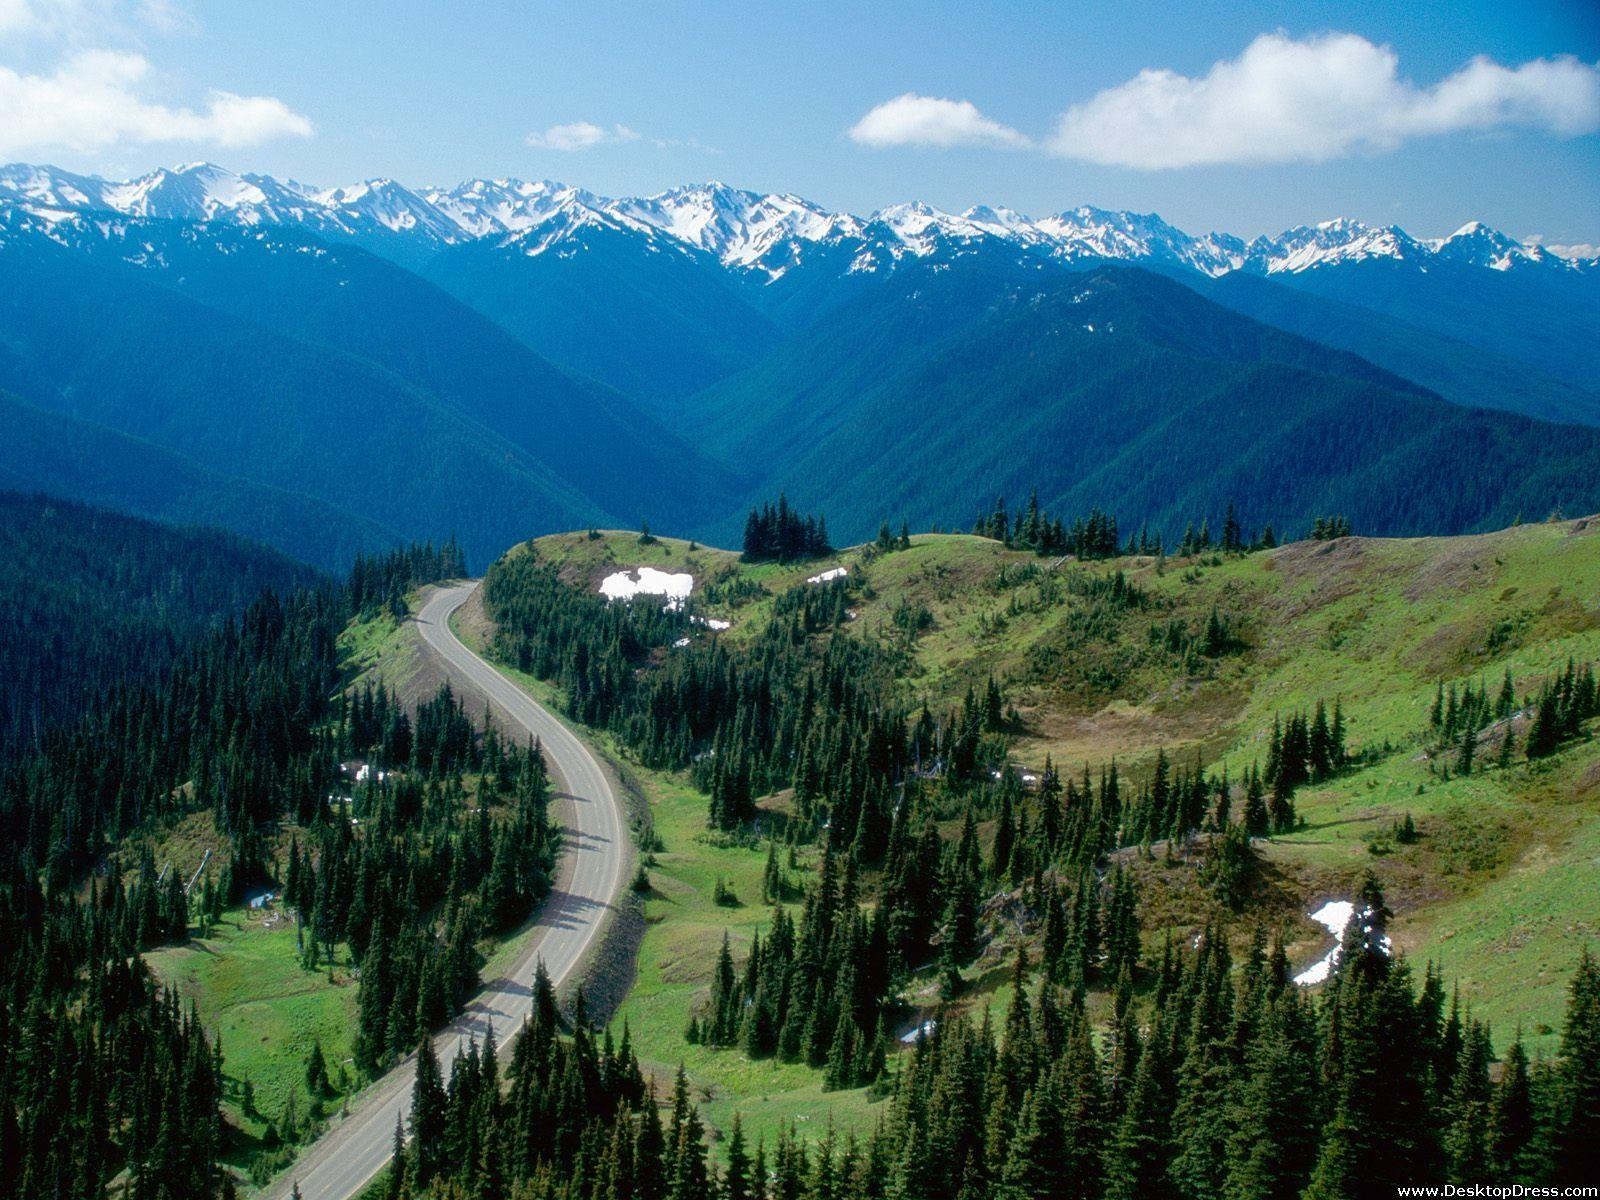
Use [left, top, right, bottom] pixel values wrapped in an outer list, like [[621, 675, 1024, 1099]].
[[261, 581, 628, 1200]]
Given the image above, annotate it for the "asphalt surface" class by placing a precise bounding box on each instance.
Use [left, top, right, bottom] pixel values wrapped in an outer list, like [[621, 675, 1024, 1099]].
[[260, 581, 628, 1200]]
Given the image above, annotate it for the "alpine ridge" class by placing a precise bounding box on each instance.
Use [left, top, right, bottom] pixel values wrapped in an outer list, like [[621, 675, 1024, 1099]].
[[2, 161, 1593, 279], [3, 160, 1597, 555]]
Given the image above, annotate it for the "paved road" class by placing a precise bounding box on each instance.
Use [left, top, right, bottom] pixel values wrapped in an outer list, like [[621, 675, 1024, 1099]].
[[261, 581, 628, 1200]]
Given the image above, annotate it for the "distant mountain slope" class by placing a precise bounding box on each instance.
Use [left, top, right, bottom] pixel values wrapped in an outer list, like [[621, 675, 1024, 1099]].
[[0, 217, 736, 564], [697, 265, 1600, 543], [0, 229, 600, 567], [4, 163, 1593, 426], [420, 220, 781, 406], [1251, 254, 1600, 399], [45, 217, 742, 525], [1, 162, 1595, 563], [1195, 272, 1600, 428], [0, 390, 399, 569], [0, 490, 320, 758]]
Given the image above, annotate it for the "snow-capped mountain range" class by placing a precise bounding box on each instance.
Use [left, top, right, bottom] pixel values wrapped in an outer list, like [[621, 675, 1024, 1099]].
[[1, 161, 1591, 281]]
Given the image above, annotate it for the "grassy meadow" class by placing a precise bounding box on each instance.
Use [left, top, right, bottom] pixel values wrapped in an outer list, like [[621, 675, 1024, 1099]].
[[516, 519, 1600, 1066]]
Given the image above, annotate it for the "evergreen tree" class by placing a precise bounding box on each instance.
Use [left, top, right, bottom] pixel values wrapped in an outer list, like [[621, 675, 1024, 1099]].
[[1554, 948, 1600, 1184], [409, 1037, 447, 1188], [1487, 1033, 1537, 1182], [724, 1113, 753, 1200]]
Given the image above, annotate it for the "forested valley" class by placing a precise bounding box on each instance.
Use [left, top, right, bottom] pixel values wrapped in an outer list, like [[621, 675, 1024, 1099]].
[[2, 490, 1598, 1200], [2, 31, 1599, 1199], [0, 534, 566, 1197], [0, 491, 321, 761], [456, 506, 1600, 1200]]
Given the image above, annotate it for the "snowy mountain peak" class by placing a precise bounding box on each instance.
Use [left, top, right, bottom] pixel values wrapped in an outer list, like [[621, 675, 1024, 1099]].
[[102, 163, 280, 222], [1313, 216, 1371, 234], [607, 182, 864, 274], [962, 204, 1028, 229], [0, 163, 107, 213], [423, 178, 602, 238], [0, 161, 1586, 282], [1435, 220, 1546, 271], [1248, 219, 1424, 274]]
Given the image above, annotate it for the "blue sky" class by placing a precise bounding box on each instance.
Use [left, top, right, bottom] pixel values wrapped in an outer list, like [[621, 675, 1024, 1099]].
[[1, 0, 1597, 245]]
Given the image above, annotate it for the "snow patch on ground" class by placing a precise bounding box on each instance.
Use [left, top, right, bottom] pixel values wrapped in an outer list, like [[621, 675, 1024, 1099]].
[[899, 1019, 937, 1044], [599, 567, 694, 610], [1294, 899, 1392, 986], [807, 566, 848, 584], [694, 617, 731, 631]]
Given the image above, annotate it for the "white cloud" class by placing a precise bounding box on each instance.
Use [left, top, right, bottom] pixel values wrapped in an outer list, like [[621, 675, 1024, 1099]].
[[525, 121, 641, 152], [0, 50, 312, 154], [0, 0, 52, 35], [134, 0, 196, 35], [650, 135, 722, 154], [1047, 32, 1600, 169], [1543, 241, 1598, 260], [848, 93, 1031, 150], [0, 0, 192, 39]]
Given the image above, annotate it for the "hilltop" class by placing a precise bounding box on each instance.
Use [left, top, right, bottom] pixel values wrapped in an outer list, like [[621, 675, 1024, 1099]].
[[512, 515, 1600, 1053]]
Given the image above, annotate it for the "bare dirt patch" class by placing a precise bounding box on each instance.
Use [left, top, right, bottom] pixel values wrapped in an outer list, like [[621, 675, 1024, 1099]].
[[1017, 683, 1248, 773], [1270, 536, 1366, 584]]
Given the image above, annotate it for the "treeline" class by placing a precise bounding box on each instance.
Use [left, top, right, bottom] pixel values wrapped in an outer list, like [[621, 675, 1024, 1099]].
[[973, 493, 1121, 559], [689, 852, 890, 1091], [974, 493, 1280, 559], [487, 551, 1053, 842], [0, 910, 227, 1198], [1310, 514, 1353, 540], [401, 906, 1600, 1199], [1430, 671, 1518, 749], [390, 964, 794, 1200], [740, 496, 832, 563], [1428, 661, 1597, 772], [1259, 701, 1351, 825], [683, 688, 1367, 1094], [0, 490, 320, 760], [685, 754, 1156, 1094], [853, 912, 1600, 1200], [1525, 659, 1597, 760], [0, 540, 533, 1193], [485, 553, 914, 838], [279, 692, 557, 1072], [347, 539, 468, 619]]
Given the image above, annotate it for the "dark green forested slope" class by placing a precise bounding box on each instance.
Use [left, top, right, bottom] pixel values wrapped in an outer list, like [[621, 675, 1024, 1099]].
[[1196, 270, 1600, 428], [1261, 254, 1600, 398], [0, 229, 598, 567], [0, 490, 322, 758], [0, 390, 401, 569], [3, 212, 1594, 571], [0, 540, 559, 1196], [0, 221, 737, 566], [422, 221, 782, 410], [690, 264, 1600, 545], [72, 221, 742, 529]]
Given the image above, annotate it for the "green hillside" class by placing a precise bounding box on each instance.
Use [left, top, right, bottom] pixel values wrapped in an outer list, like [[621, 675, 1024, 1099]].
[[509, 514, 1600, 1072]]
